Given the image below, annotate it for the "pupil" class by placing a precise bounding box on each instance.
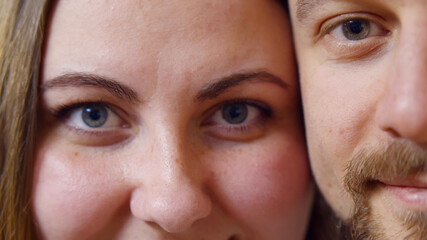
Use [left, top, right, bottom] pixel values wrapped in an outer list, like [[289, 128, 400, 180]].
[[82, 104, 108, 128], [348, 20, 364, 34], [342, 19, 370, 40], [229, 106, 242, 118], [88, 109, 101, 121], [222, 103, 248, 124]]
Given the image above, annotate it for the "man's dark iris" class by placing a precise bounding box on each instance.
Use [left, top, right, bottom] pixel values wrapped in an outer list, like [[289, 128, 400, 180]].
[[348, 20, 364, 34], [82, 104, 108, 128], [222, 103, 248, 124], [342, 19, 370, 40]]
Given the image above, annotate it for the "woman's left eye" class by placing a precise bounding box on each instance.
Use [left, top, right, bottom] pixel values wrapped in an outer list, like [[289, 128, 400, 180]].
[[329, 18, 387, 41], [214, 102, 257, 125], [67, 103, 123, 130], [202, 101, 271, 140]]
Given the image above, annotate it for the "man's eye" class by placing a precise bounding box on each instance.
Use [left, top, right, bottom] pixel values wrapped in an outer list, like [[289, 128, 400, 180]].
[[329, 18, 386, 41]]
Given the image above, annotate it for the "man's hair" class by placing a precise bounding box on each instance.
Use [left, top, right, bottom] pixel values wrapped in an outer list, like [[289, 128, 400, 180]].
[[0, 0, 52, 239]]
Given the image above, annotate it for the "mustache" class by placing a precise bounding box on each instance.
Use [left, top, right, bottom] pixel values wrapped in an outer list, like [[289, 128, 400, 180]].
[[344, 141, 427, 197]]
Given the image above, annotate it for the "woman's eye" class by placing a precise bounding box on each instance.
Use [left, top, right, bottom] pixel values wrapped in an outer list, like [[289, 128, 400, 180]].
[[329, 18, 386, 41], [221, 103, 249, 124], [212, 102, 262, 126], [67, 103, 123, 130], [202, 101, 271, 141]]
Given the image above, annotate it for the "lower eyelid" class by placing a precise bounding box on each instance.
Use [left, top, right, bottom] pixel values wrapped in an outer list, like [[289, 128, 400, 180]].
[[203, 121, 266, 141], [321, 32, 390, 60]]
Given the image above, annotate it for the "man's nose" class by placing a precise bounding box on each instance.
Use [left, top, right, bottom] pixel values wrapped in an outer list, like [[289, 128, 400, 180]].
[[129, 132, 212, 233], [375, 15, 427, 145]]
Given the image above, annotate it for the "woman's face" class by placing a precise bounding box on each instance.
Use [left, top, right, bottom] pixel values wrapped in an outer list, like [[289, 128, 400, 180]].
[[34, 0, 312, 239]]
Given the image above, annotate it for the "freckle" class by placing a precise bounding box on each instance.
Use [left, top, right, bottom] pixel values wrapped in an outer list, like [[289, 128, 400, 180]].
[[74, 152, 79, 157], [339, 129, 345, 135]]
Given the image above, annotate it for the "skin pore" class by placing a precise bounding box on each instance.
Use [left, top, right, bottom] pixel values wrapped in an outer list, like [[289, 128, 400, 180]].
[[288, 0, 427, 239], [33, 0, 313, 239]]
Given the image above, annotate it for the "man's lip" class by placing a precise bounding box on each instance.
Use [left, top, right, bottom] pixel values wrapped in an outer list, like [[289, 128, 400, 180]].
[[377, 177, 427, 210], [378, 176, 427, 189]]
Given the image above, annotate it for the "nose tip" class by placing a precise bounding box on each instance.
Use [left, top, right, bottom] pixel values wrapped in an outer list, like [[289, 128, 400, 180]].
[[376, 93, 427, 143], [130, 180, 212, 233], [148, 188, 212, 233]]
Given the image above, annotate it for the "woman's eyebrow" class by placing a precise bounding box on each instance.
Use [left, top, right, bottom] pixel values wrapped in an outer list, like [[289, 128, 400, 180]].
[[195, 71, 288, 102], [40, 72, 139, 103]]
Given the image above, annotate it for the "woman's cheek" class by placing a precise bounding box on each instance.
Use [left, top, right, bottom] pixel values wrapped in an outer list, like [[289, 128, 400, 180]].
[[32, 143, 129, 239], [209, 138, 312, 237]]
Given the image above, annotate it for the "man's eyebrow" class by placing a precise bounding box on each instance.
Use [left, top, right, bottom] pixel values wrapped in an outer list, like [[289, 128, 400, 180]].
[[195, 71, 288, 102], [40, 72, 139, 102], [296, 0, 325, 23]]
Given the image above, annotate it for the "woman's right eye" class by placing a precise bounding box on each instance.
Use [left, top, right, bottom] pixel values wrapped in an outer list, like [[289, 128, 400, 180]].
[[68, 103, 122, 130], [51, 102, 132, 145]]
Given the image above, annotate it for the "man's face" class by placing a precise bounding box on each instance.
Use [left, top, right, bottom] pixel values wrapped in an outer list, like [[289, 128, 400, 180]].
[[289, 0, 427, 239]]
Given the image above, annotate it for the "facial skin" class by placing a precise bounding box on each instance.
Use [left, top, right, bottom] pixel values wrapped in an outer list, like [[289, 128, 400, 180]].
[[33, 0, 313, 239], [288, 0, 427, 239]]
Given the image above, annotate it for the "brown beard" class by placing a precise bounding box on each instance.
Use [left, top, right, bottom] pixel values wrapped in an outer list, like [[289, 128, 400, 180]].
[[343, 141, 427, 240]]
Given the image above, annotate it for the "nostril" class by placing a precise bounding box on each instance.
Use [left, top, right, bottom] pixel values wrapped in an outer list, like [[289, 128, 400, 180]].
[[383, 127, 401, 138]]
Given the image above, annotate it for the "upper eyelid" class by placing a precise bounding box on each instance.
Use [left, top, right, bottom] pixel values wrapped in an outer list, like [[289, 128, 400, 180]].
[[51, 101, 127, 124], [201, 99, 272, 120]]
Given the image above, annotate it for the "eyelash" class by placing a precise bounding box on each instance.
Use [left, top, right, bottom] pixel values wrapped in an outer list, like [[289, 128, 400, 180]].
[[52, 100, 109, 119]]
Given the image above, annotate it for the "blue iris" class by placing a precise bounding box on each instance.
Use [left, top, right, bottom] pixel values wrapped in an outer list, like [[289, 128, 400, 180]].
[[222, 103, 248, 124], [82, 104, 108, 128]]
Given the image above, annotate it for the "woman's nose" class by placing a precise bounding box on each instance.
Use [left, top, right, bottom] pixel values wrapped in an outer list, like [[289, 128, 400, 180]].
[[129, 133, 212, 233]]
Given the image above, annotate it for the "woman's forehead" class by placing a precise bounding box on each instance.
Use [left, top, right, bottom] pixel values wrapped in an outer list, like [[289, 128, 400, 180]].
[[50, 0, 245, 34], [42, 0, 293, 91]]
